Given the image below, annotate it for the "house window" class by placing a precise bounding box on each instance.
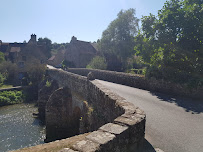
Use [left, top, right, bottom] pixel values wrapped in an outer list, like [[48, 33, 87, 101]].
[[22, 56, 26, 61], [18, 62, 24, 68]]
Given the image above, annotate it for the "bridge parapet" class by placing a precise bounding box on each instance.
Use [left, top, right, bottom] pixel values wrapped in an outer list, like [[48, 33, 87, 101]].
[[67, 68, 203, 100], [46, 65, 146, 152]]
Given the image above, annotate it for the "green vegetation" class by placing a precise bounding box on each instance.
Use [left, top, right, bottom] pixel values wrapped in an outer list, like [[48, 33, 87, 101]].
[[38, 37, 52, 58], [52, 42, 69, 55], [0, 73, 6, 86], [0, 61, 18, 84], [0, 84, 13, 89], [95, 0, 202, 88], [0, 90, 24, 106], [98, 8, 139, 71], [26, 62, 46, 85], [62, 60, 75, 68], [86, 56, 107, 70], [134, 0, 203, 87], [45, 80, 51, 87]]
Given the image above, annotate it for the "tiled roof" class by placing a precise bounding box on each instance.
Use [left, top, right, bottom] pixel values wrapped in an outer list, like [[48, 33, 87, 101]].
[[69, 40, 98, 54]]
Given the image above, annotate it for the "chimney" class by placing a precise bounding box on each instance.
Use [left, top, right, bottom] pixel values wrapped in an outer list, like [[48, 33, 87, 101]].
[[31, 34, 37, 42], [71, 36, 77, 43]]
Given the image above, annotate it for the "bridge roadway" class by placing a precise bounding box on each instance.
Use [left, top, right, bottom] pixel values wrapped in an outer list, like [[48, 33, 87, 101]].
[[97, 80, 203, 152]]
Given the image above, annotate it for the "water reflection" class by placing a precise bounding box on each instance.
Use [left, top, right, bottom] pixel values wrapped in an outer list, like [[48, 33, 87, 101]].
[[0, 104, 45, 152]]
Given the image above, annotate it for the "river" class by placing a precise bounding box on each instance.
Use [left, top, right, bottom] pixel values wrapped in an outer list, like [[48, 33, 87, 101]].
[[0, 103, 45, 152]]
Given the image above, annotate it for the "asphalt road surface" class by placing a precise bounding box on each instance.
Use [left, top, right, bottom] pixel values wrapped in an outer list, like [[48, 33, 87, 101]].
[[97, 80, 203, 152]]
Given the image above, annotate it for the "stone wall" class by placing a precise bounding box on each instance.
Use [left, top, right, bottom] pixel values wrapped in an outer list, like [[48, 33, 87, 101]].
[[67, 68, 203, 100], [45, 87, 81, 142], [46, 66, 146, 152], [38, 79, 59, 120]]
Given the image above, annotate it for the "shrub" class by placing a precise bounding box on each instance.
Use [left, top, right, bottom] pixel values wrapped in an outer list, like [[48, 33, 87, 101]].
[[0, 73, 5, 86], [0, 90, 24, 106], [0, 61, 18, 84], [86, 56, 107, 70], [45, 80, 51, 87]]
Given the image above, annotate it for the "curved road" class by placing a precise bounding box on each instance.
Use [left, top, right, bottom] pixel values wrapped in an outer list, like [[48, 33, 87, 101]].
[[97, 80, 203, 152]]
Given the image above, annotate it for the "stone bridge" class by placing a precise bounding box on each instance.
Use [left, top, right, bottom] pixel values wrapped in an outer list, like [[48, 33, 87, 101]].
[[38, 65, 146, 151]]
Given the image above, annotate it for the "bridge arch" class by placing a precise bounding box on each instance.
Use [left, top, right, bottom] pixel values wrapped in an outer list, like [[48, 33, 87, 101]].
[[45, 87, 83, 142]]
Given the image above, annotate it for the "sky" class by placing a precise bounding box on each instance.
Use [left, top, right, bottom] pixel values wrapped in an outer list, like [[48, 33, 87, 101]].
[[0, 0, 167, 43]]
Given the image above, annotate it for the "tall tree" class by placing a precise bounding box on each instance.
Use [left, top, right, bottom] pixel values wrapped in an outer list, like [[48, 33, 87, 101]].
[[135, 0, 203, 87], [99, 8, 139, 71], [38, 37, 52, 58]]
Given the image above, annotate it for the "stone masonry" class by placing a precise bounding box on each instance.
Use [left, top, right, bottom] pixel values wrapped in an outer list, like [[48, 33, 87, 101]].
[[46, 66, 146, 152], [67, 68, 203, 100]]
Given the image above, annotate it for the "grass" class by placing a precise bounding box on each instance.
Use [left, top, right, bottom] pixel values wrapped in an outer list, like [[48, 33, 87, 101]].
[[0, 84, 13, 89]]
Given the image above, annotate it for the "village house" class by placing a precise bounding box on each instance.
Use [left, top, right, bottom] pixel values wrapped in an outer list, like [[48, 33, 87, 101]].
[[48, 49, 65, 68], [0, 34, 47, 80], [48, 36, 98, 68]]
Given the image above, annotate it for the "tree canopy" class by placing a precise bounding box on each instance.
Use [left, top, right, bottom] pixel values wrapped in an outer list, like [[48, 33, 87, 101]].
[[86, 56, 107, 70], [99, 8, 139, 71], [135, 0, 203, 87], [38, 37, 52, 58]]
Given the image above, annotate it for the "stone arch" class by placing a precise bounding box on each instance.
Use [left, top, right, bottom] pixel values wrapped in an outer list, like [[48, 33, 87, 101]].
[[72, 106, 82, 135], [45, 87, 73, 142], [38, 79, 59, 120]]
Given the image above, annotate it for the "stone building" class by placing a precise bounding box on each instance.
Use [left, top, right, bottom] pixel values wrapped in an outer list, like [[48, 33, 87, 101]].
[[64, 36, 98, 68], [0, 34, 47, 80], [48, 36, 98, 68], [47, 49, 65, 68]]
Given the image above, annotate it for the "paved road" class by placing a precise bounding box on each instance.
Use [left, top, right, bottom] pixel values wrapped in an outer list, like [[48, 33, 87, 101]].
[[97, 80, 203, 152]]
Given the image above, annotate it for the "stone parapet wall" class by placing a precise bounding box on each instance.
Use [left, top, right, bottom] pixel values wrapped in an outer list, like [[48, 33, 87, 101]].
[[67, 68, 203, 100], [46, 66, 146, 152], [48, 68, 88, 100], [70, 80, 145, 152]]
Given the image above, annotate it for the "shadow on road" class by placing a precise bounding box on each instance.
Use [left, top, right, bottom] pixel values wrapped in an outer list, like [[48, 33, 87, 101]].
[[128, 138, 156, 152], [143, 138, 157, 152], [150, 92, 203, 114]]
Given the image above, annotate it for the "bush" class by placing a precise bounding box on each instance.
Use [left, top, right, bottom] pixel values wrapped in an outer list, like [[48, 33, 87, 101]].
[[0, 90, 24, 106], [62, 60, 75, 68], [0, 96, 10, 106], [26, 62, 46, 85], [0, 73, 5, 86], [86, 56, 107, 70], [145, 65, 203, 88], [0, 61, 18, 84], [45, 80, 51, 87]]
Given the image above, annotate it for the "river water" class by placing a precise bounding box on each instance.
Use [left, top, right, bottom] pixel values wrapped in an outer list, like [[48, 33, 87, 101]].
[[0, 103, 45, 152]]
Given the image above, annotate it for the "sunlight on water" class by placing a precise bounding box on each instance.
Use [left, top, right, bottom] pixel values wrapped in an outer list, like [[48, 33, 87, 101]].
[[0, 104, 45, 152]]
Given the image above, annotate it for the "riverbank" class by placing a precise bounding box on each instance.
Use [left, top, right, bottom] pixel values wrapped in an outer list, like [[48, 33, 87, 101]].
[[0, 85, 38, 107], [0, 90, 24, 107]]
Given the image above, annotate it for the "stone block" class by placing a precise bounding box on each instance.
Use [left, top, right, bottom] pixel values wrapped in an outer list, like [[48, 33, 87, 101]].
[[99, 123, 128, 135], [114, 116, 140, 127], [72, 139, 100, 152], [116, 100, 138, 115], [114, 115, 145, 144], [86, 130, 115, 145], [121, 112, 146, 121]]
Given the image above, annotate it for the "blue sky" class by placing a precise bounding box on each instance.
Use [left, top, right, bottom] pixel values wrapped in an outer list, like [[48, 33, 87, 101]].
[[0, 0, 167, 43]]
